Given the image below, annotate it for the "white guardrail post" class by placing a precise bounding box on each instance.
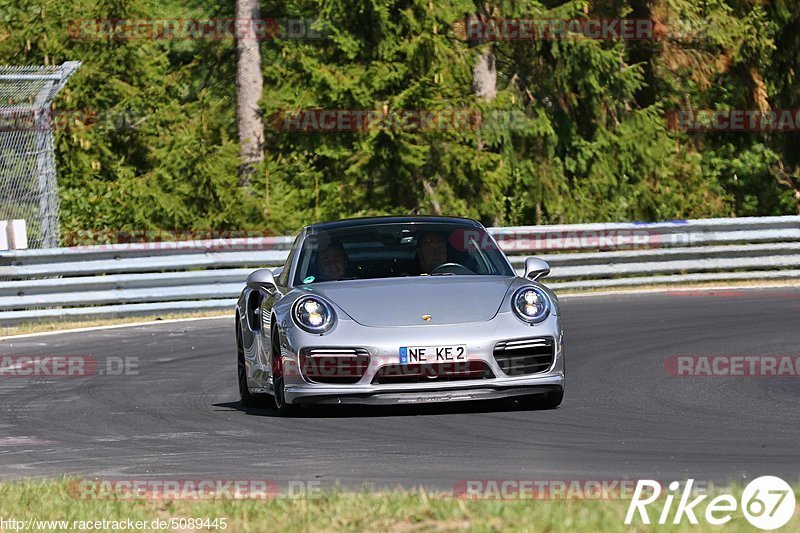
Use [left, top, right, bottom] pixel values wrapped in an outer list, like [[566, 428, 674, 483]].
[[0, 216, 798, 324], [0, 219, 28, 251]]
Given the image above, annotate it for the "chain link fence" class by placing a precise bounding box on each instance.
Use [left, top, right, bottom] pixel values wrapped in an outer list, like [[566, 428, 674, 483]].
[[0, 61, 80, 248]]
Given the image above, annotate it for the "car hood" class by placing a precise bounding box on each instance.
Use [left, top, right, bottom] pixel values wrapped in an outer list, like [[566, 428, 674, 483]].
[[300, 276, 516, 327]]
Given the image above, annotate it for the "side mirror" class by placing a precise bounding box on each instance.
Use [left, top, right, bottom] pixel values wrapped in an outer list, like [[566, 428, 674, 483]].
[[247, 268, 277, 291], [524, 257, 550, 281]]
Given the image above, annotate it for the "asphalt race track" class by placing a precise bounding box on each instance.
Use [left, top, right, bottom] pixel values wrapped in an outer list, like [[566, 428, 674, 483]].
[[1, 287, 799, 489]]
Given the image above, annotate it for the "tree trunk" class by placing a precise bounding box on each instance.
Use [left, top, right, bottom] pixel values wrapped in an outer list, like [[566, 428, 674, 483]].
[[235, 0, 265, 186], [472, 16, 497, 222], [422, 178, 442, 215], [472, 47, 497, 102], [627, 0, 656, 108]]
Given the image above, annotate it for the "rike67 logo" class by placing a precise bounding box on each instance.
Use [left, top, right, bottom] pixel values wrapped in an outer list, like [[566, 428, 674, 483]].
[[625, 477, 795, 530]]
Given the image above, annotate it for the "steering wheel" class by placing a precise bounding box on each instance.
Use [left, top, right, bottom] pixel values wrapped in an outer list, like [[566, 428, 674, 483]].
[[431, 262, 473, 275]]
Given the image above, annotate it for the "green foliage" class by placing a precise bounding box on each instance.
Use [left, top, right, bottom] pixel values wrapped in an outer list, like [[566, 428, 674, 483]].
[[0, 0, 262, 239]]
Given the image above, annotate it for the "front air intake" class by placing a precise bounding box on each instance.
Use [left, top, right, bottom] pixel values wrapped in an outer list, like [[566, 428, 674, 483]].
[[300, 348, 370, 384], [493, 337, 555, 376]]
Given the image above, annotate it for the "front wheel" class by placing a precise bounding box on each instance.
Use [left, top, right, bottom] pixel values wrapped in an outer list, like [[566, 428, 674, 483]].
[[272, 373, 300, 416]]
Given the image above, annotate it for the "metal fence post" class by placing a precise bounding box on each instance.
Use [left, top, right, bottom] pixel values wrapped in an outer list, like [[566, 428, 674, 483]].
[[0, 61, 80, 248]]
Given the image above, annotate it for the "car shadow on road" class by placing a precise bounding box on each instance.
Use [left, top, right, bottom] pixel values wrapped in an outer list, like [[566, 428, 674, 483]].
[[213, 397, 559, 418]]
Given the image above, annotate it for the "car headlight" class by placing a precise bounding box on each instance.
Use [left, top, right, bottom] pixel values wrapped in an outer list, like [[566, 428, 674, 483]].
[[511, 286, 550, 324], [293, 296, 336, 333]]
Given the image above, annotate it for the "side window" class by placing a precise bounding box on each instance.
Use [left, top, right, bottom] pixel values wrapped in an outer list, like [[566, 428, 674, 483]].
[[246, 290, 262, 331], [278, 235, 300, 286]]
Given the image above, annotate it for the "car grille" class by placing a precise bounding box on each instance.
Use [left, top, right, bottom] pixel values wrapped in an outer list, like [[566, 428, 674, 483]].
[[493, 337, 555, 376], [371, 361, 494, 385], [300, 348, 370, 384]]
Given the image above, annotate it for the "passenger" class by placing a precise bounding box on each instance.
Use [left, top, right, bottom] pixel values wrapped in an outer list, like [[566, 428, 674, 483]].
[[416, 233, 448, 274], [316, 240, 349, 281]]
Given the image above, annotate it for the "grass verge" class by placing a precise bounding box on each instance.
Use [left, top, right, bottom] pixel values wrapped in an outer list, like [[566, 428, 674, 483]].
[[0, 478, 797, 532]]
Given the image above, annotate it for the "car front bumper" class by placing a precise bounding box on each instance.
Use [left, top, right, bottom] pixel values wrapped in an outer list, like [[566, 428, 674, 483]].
[[279, 310, 565, 405]]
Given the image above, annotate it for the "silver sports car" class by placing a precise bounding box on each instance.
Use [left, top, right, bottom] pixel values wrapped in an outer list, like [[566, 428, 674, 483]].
[[235, 216, 564, 415]]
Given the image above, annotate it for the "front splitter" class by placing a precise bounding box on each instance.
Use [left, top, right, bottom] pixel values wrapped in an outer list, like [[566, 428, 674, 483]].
[[292, 385, 562, 406]]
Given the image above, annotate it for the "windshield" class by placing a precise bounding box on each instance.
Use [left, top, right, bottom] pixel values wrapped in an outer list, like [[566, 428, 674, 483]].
[[292, 222, 514, 285]]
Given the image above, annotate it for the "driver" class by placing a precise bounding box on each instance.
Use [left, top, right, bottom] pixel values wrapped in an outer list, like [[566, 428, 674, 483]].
[[416, 233, 448, 274], [317, 240, 349, 281]]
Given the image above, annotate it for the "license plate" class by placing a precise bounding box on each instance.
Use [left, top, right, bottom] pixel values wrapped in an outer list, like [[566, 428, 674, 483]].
[[399, 345, 467, 364]]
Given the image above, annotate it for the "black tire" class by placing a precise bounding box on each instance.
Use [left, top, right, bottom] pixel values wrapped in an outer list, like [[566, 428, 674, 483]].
[[271, 326, 300, 417], [237, 322, 268, 407]]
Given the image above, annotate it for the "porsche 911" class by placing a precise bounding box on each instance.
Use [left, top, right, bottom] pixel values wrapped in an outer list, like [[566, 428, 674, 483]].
[[235, 216, 564, 415]]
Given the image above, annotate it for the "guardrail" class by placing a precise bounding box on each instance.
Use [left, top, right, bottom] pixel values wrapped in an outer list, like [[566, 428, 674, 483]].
[[1, 215, 798, 324]]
